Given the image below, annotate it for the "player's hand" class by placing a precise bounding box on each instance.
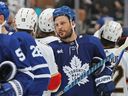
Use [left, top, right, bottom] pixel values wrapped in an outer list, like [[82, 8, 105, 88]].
[[97, 81, 115, 96], [0, 83, 16, 96]]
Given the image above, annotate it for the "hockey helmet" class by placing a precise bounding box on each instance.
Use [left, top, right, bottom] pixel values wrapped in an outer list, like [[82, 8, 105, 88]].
[[53, 6, 76, 21], [39, 8, 55, 32], [0, 2, 9, 21], [101, 21, 123, 42], [15, 8, 38, 31]]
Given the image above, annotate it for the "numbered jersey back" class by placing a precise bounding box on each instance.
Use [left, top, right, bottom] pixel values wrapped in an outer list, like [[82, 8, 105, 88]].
[[105, 48, 128, 96], [11, 32, 47, 66]]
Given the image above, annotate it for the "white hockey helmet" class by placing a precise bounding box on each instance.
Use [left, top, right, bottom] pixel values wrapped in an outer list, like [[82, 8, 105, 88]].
[[101, 21, 123, 42], [39, 8, 55, 32], [15, 8, 38, 32]]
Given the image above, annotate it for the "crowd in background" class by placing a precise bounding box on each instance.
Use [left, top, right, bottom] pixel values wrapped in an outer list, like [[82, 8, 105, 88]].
[[0, 0, 128, 96], [0, 0, 124, 35]]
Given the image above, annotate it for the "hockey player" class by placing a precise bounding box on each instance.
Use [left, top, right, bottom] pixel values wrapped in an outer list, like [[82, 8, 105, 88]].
[[0, 34, 33, 96], [37, 8, 59, 44], [49, 6, 115, 96], [36, 8, 62, 94], [0, 2, 34, 96], [94, 21, 128, 96], [13, 8, 51, 96]]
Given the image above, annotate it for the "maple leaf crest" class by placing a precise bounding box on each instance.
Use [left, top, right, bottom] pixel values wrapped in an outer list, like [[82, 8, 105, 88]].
[[63, 55, 89, 86]]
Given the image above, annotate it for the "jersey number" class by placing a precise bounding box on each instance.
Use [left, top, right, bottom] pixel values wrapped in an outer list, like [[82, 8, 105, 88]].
[[30, 45, 43, 57], [113, 65, 124, 93], [15, 48, 26, 61]]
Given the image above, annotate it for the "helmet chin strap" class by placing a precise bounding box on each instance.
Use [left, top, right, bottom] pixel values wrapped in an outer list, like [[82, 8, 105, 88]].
[[70, 20, 79, 54], [0, 20, 6, 34], [70, 20, 75, 33], [70, 20, 76, 40]]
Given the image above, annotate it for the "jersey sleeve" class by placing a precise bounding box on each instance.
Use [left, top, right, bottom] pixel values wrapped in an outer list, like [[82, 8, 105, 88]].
[[8, 37, 34, 95], [90, 36, 115, 94], [12, 32, 51, 95], [90, 36, 106, 59], [26, 44, 50, 95]]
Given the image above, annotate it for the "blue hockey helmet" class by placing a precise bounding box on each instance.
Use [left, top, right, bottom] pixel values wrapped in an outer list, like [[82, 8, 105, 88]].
[[0, 2, 9, 21], [53, 6, 75, 21]]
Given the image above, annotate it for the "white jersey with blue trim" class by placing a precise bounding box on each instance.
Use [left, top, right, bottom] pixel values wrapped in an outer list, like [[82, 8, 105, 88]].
[[105, 48, 128, 96], [35, 40, 58, 75], [36, 36, 59, 45]]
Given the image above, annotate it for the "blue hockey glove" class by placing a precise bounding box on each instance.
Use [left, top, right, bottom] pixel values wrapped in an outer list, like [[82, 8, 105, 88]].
[[0, 83, 16, 96], [0, 61, 17, 83], [97, 81, 115, 96], [93, 56, 115, 96]]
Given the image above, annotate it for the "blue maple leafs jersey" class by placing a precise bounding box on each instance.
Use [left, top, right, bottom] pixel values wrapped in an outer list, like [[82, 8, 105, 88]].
[[49, 35, 113, 96], [10, 32, 50, 96], [0, 34, 33, 95]]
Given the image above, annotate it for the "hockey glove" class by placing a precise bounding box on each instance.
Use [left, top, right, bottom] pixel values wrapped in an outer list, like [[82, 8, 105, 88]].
[[0, 61, 17, 83], [95, 65, 115, 96], [0, 83, 16, 96], [97, 81, 115, 96]]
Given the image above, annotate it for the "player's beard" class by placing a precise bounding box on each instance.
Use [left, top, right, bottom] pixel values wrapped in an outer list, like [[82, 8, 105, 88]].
[[59, 29, 73, 41]]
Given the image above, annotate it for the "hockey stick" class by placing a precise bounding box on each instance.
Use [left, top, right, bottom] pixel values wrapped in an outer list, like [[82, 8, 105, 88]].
[[94, 24, 105, 38], [112, 48, 126, 75], [115, 49, 125, 65], [55, 37, 128, 96]]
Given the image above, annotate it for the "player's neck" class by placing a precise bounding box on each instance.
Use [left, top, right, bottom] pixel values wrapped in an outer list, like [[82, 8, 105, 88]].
[[1, 27, 8, 34], [61, 32, 77, 43]]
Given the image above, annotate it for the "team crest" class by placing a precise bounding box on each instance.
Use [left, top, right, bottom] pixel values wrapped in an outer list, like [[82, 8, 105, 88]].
[[63, 55, 89, 86]]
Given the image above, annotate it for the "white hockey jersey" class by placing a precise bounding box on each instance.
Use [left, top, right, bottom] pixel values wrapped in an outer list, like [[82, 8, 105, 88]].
[[36, 36, 59, 45], [35, 38, 61, 94], [105, 48, 128, 96], [35, 40, 58, 75]]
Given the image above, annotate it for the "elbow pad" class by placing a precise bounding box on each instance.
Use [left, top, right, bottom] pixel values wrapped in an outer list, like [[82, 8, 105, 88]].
[[48, 73, 61, 92], [0, 61, 17, 82]]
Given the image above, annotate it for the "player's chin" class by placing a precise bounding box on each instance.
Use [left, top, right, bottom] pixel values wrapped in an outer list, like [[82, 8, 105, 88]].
[[59, 34, 66, 39]]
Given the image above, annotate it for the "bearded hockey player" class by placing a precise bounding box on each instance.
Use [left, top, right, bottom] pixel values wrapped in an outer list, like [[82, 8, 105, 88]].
[[49, 6, 115, 96]]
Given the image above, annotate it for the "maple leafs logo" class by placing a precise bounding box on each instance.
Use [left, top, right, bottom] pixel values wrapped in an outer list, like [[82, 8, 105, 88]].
[[63, 55, 89, 86]]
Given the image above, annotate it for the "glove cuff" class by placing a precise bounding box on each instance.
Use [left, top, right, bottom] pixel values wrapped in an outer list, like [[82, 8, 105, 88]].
[[9, 80, 23, 96], [95, 75, 112, 86], [0, 61, 17, 81]]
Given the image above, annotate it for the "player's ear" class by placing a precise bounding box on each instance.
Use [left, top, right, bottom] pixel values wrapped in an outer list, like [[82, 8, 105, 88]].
[[71, 21, 76, 29]]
